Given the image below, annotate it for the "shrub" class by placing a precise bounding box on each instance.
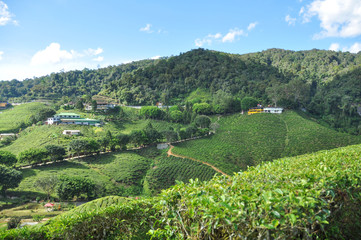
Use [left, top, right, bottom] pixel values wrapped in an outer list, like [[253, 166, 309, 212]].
[[7, 217, 21, 229]]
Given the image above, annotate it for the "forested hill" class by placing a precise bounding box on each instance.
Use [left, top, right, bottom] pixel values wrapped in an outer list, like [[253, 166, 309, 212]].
[[1, 48, 361, 133]]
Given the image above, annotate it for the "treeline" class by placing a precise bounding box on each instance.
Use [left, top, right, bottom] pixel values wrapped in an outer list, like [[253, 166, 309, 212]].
[[1, 48, 361, 133], [0, 59, 156, 101]]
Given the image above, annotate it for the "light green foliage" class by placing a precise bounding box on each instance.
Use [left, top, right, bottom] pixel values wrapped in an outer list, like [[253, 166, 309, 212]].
[[83, 152, 151, 187], [173, 111, 361, 174], [185, 88, 212, 104], [280, 111, 361, 156], [0, 102, 47, 133], [4, 144, 361, 239], [139, 106, 163, 119], [145, 155, 216, 194], [169, 110, 183, 122], [193, 102, 212, 115]]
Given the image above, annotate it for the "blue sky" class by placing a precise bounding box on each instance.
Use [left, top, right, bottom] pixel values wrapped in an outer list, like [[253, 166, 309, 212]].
[[1, 0, 361, 81]]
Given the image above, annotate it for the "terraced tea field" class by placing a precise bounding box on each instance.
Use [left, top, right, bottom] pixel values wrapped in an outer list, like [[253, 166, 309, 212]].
[[0, 102, 47, 133], [172, 111, 361, 175]]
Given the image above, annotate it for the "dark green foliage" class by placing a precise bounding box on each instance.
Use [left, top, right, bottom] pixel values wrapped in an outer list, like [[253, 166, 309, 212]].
[[143, 123, 162, 145], [0, 150, 17, 166], [129, 130, 147, 146], [7, 217, 21, 230], [34, 175, 58, 200], [57, 175, 95, 200], [162, 130, 178, 142], [75, 99, 84, 110], [18, 148, 48, 166], [29, 107, 56, 124], [0, 165, 22, 197], [91, 100, 97, 111], [45, 145, 66, 162], [241, 96, 258, 110], [68, 139, 89, 156], [194, 115, 211, 128], [114, 133, 130, 150]]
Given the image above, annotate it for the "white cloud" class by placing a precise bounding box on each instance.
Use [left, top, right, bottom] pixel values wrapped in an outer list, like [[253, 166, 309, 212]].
[[0, 51, 3, 60], [31, 43, 106, 66], [299, 7, 305, 15], [86, 48, 103, 56], [343, 42, 361, 53], [140, 23, 153, 33], [0, 1, 17, 26], [195, 33, 222, 47], [195, 24, 255, 47], [329, 43, 340, 51], [302, 0, 361, 38], [31, 43, 75, 65], [285, 15, 296, 26], [222, 28, 246, 43], [151, 55, 161, 60], [92, 56, 104, 62], [247, 22, 258, 31]]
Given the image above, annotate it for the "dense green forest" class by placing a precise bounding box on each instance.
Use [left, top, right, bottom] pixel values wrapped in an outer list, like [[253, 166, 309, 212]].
[[1, 48, 361, 133]]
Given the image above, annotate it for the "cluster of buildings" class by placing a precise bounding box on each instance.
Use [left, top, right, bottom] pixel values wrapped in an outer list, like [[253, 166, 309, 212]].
[[47, 113, 102, 126]]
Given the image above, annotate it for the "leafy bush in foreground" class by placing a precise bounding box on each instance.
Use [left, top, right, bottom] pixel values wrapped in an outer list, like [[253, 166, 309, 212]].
[[2, 144, 361, 239]]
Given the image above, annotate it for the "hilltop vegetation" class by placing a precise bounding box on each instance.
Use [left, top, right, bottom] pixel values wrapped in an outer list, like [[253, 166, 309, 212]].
[[3, 142, 361, 239], [1, 48, 361, 133], [173, 111, 361, 174]]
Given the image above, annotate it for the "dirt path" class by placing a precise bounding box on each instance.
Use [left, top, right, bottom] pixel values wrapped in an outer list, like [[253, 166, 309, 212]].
[[167, 145, 230, 177]]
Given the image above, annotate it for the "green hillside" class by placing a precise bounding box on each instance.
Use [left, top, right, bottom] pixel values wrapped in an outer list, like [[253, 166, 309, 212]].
[[2, 49, 361, 133], [11, 152, 152, 200], [0, 103, 47, 133], [172, 111, 361, 175], [3, 142, 361, 239]]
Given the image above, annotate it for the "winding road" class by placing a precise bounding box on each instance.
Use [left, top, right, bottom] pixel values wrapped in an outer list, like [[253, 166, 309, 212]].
[[167, 144, 230, 177]]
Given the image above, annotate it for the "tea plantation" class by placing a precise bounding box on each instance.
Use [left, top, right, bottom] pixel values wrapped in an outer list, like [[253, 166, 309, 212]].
[[0, 103, 47, 133], [3, 143, 361, 239], [172, 111, 361, 175]]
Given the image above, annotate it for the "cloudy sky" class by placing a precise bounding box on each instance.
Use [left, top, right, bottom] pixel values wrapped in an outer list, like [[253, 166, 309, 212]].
[[1, 0, 361, 81]]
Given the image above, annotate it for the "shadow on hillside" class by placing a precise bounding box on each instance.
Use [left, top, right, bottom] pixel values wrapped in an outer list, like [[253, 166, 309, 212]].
[[82, 153, 116, 165]]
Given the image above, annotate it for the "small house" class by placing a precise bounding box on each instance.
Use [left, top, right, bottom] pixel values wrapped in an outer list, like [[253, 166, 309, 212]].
[[62, 130, 81, 136], [0, 102, 9, 110], [263, 107, 284, 114]]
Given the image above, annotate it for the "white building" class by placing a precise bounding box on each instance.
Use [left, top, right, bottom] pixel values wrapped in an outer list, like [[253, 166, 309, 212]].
[[47, 113, 81, 125], [263, 107, 284, 114], [62, 130, 81, 136]]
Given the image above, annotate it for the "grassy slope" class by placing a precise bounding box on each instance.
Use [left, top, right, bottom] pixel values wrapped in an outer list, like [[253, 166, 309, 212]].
[[173, 113, 286, 174], [0, 103, 47, 133], [4, 143, 361, 239], [12, 151, 152, 199], [172, 111, 361, 175], [2, 117, 184, 156]]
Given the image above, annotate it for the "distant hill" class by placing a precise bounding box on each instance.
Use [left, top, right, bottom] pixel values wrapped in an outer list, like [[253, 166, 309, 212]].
[[1, 48, 361, 133]]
